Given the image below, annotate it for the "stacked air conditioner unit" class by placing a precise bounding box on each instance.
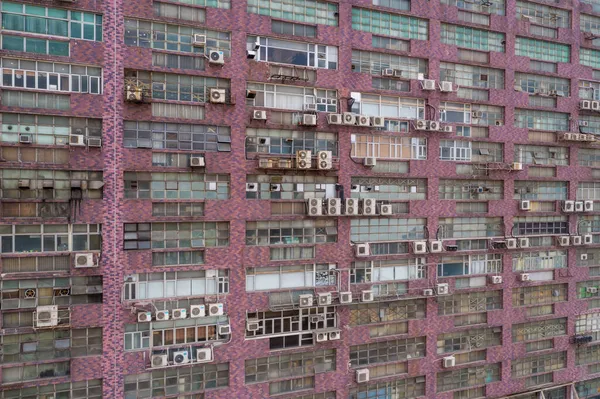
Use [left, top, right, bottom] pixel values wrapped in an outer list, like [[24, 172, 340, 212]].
[[307, 198, 323, 216], [326, 198, 342, 216], [317, 151, 332, 170], [345, 198, 360, 216], [362, 198, 378, 215], [296, 150, 312, 169]]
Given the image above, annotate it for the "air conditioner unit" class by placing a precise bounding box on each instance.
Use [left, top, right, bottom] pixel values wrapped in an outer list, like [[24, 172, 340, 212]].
[[415, 119, 428, 130], [19, 134, 32, 144], [36, 305, 58, 328], [307, 198, 323, 216], [362, 198, 378, 215], [557, 236, 570, 246], [443, 356, 456, 368], [326, 198, 341, 215], [507, 238, 517, 249], [371, 116, 385, 127], [340, 292, 353, 304], [315, 331, 328, 342], [420, 289, 432, 297], [428, 240, 442, 253], [151, 355, 168, 368], [279, 159, 293, 168], [270, 183, 281, 192], [582, 253, 589, 261], [317, 150, 333, 170], [393, 69, 403, 78], [440, 81, 453, 92], [520, 200, 531, 211], [218, 324, 231, 335], [126, 87, 143, 102], [345, 198, 360, 216], [576, 201, 585, 213], [296, 150, 312, 169], [247, 320, 260, 332], [356, 369, 370, 383], [563, 200, 575, 212], [436, 283, 449, 295], [327, 114, 342, 125], [492, 240, 507, 250], [587, 287, 599, 294], [196, 348, 213, 363], [253, 110, 267, 120], [329, 330, 341, 340], [155, 310, 170, 321], [520, 273, 531, 282], [246, 183, 258, 192], [172, 308, 187, 320], [209, 88, 226, 104], [413, 241, 427, 254], [138, 312, 152, 323], [382, 68, 394, 76], [343, 112, 357, 125], [303, 114, 317, 126], [562, 133, 575, 141], [512, 162, 523, 171], [580, 120, 590, 127], [70, 134, 85, 146], [190, 156, 205, 167], [304, 103, 318, 111], [442, 125, 453, 132], [472, 111, 483, 118], [519, 237, 530, 248], [362, 290, 374, 302], [74, 253, 95, 268], [209, 50, 225, 64], [593, 101, 600, 111], [364, 157, 377, 167], [422, 79, 436, 90], [318, 292, 333, 305], [581, 100, 592, 110], [87, 137, 102, 147], [209, 303, 224, 316], [572, 235, 583, 246], [585, 234, 594, 245], [190, 304, 206, 318], [173, 350, 190, 365], [356, 243, 370, 257], [428, 121, 440, 131], [299, 294, 313, 307], [491, 275, 503, 284], [356, 115, 370, 127], [193, 34, 206, 46]]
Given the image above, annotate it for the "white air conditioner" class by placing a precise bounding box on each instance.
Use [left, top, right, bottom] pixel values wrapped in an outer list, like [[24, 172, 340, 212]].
[[371, 116, 385, 127], [173, 350, 189, 365], [126, 87, 143, 102], [572, 235, 583, 246], [302, 114, 317, 126], [74, 252, 95, 268], [415, 119, 428, 130], [253, 110, 267, 120], [362, 198, 378, 215], [357, 115, 370, 126], [329, 330, 341, 340], [209, 88, 226, 104], [563, 200, 575, 212], [307, 198, 323, 216], [442, 125, 453, 132], [343, 112, 357, 125], [299, 294, 313, 307], [576, 201, 585, 213], [189, 304, 205, 318], [440, 81, 453, 92], [356, 368, 370, 383], [472, 110, 483, 118], [364, 157, 377, 167], [172, 308, 187, 320], [270, 183, 281, 192], [520, 273, 531, 282], [247, 320, 260, 332], [593, 101, 600, 111], [151, 354, 168, 368], [520, 200, 531, 211], [69, 134, 85, 146], [196, 348, 213, 363], [88, 137, 102, 147], [512, 162, 523, 171], [587, 287, 599, 294], [327, 114, 342, 125], [340, 292, 353, 304], [356, 243, 370, 257], [218, 324, 231, 335], [138, 312, 152, 323], [491, 275, 503, 284], [585, 201, 594, 212], [413, 241, 427, 254], [429, 240, 443, 253], [436, 283, 449, 295], [443, 356, 456, 368], [246, 183, 258, 192], [585, 234, 594, 245], [423, 289, 434, 296], [581, 100, 592, 110], [155, 310, 170, 321], [19, 134, 32, 144], [582, 254, 589, 261], [379, 204, 393, 215], [296, 150, 312, 169], [190, 156, 205, 167], [362, 290, 374, 302], [315, 331, 328, 342], [209, 50, 225, 64], [318, 292, 333, 305], [304, 103, 318, 112], [558, 236, 570, 246], [428, 121, 440, 131], [317, 150, 333, 170], [36, 305, 58, 328], [209, 303, 224, 316], [507, 238, 517, 249], [422, 79, 436, 90], [382, 68, 394, 76], [519, 237, 530, 248], [193, 34, 206, 46], [345, 198, 360, 216]]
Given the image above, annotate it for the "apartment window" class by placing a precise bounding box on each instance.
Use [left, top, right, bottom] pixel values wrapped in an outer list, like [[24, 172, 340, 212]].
[[578, 249, 600, 267], [438, 217, 502, 239], [440, 62, 504, 89], [1, 169, 103, 200], [351, 258, 426, 283], [581, 47, 600, 68], [272, 21, 317, 37], [512, 351, 566, 378], [437, 364, 501, 392], [351, 135, 427, 160], [247, 82, 337, 112], [457, 10, 490, 25], [248, 36, 337, 69], [246, 220, 337, 246], [247, 128, 337, 156], [578, 280, 600, 299], [578, 378, 600, 399], [152, 250, 204, 267], [1, 255, 70, 274], [124, 363, 229, 398], [355, 94, 425, 122], [513, 216, 568, 236], [2, 91, 70, 110], [152, 52, 205, 71], [576, 312, 600, 338], [351, 8, 428, 40], [441, 0, 504, 14], [515, 37, 570, 62], [349, 299, 426, 326], [245, 349, 335, 383], [248, 0, 338, 26], [124, 20, 230, 56], [352, 50, 428, 80], [246, 175, 337, 200], [513, 250, 566, 271], [512, 284, 567, 307], [2, 361, 70, 384], [0, 224, 100, 253], [516, 1, 570, 27], [437, 327, 502, 354], [514, 144, 568, 166], [123, 222, 229, 250], [440, 102, 504, 126], [350, 218, 426, 244], [123, 121, 230, 151], [1, 114, 101, 146], [151, 202, 204, 217], [350, 178, 426, 201], [1, 34, 69, 56], [151, 103, 204, 120], [580, 80, 600, 101], [0, 380, 102, 399], [578, 182, 600, 200], [440, 140, 472, 161], [513, 318, 567, 342], [270, 377, 314, 395], [1, 276, 101, 309], [438, 290, 502, 315], [515, 72, 569, 96], [438, 254, 502, 277], [124, 172, 229, 200], [350, 337, 425, 367], [246, 307, 336, 339], [122, 270, 229, 301], [246, 264, 336, 291], [439, 179, 503, 200], [577, 343, 600, 369], [349, 377, 426, 399], [514, 109, 569, 131], [441, 24, 504, 52], [1, 2, 102, 41], [153, 2, 205, 22], [513, 180, 567, 201], [165, 0, 229, 7], [372, 35, 410, 52]]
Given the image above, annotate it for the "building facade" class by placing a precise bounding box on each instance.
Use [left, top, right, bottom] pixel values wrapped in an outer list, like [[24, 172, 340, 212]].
[[2, 0, 600, 398]]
